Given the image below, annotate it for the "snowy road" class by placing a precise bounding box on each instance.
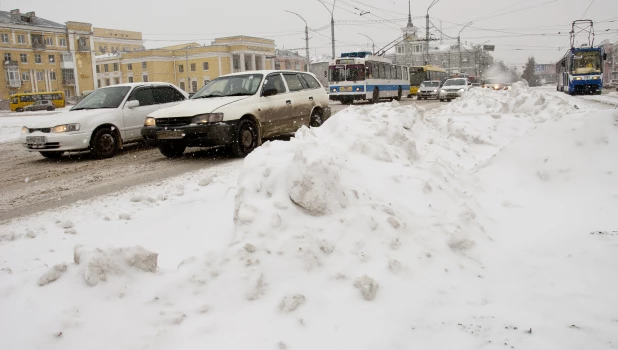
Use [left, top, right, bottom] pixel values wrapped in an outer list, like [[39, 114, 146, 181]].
[[0, 98, 434, 222]]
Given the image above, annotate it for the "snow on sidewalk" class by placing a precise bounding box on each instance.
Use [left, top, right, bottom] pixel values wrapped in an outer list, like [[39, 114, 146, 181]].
[[1, 86, 617, 350]]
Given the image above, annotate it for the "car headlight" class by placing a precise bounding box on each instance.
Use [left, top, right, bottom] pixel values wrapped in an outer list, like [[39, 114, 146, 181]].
[[440, 89, 446, 93], [21, 126, 29, 134], [459, 88, 465, 92], [51, 124, 80, 133], [433, 89, 438, 92], [144, 117, 156, 127], [192, 113, 224, 124]]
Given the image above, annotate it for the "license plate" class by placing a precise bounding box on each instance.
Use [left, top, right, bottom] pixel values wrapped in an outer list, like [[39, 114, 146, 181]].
[[157, 131, 184, 139], [26, 136, 46, 144], [340, 86, 352, 92]]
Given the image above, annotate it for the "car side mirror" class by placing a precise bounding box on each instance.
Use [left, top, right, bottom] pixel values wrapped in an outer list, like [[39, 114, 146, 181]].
[[263, 88, 277, 97], [126, 100, 140, 109]]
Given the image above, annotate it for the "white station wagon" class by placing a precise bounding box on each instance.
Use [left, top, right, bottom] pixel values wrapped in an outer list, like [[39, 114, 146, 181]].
[[20, 83, 188, 159], [142, 70, 331, 158]]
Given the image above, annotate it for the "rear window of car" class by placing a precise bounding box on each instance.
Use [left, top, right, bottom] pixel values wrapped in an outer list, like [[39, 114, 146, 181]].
[[300, 74, 322, 89], [283, 74, 305, 92]]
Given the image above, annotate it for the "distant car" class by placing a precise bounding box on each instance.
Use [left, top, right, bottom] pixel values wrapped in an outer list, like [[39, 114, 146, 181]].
[[20, 83, 188, 159], [24, 100, 55, 112], [142, 70, 331, 158], [439, 78, 470, 102], [416, 80, 441, 100], [471, 83, 481, 88]]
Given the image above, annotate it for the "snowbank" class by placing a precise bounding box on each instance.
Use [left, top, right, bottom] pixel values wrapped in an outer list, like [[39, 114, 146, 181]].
[[444, 82, 577, 121]]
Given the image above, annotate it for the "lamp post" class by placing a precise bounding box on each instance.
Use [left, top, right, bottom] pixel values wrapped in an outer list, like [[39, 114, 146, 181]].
[[358, 33, 375, 54], [285, 10, 310, 71], [458, 22, 473, 73], [318, 0, 336, 59], [425, 0, 441, 65]]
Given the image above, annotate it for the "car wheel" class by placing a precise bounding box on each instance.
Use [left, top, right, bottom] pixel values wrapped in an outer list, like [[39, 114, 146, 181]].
[[407, 94, 412, 98], [310, 109, 323, 127], [46, 106, 54, 111], [158, 143, 186, 158], [447, 99, 452, 102], [231, 119, 258, 158], [39, 151, 64, 159], [395, 86, 402, 101], [90, 127, 118, 159], [16, 108, 24, 112], [417, 95, 421, 100], [371, 87, 380, 104], [439, 99, 444, 102]]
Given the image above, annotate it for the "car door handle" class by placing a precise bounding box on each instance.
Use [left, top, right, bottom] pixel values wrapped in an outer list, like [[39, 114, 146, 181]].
[[286, 100, 292, 105]]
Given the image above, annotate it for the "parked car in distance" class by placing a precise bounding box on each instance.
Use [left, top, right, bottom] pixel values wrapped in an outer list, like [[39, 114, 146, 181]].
[[142, 70, 331, 158], [416, 81, 441, 100], [20, 83, 188, 159], [439, 78, 470, 102], [24, 100, 55, 112], [470, 83, 481, 88]]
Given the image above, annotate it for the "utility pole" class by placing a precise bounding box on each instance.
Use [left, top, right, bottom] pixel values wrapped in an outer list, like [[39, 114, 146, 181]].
[[425, 0, 441, 66], [285, 10, 310, 71], [458, 22, 472, 74], [440, 21, 443, 44], [359, 33, 375, 54], [319, 0, 337, 59], [186, 49, 190, 91]]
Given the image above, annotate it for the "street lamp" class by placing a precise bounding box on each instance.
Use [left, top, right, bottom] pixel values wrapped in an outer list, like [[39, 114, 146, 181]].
[[358, 33, 375, 54], [285, 10, 310, 72], [425, 0, 441, 65], [318, 0, 336, 59], [458, 22, 473, 73]]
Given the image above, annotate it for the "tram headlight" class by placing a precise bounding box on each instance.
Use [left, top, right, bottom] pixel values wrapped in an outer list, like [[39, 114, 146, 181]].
[[574, 77, 582, 80], [592, 76, 600, 80]]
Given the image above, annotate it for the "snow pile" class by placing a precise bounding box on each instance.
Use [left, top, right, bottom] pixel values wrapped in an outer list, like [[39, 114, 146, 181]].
[[73, 245, 158, 286], [444, 82, 577, 121]]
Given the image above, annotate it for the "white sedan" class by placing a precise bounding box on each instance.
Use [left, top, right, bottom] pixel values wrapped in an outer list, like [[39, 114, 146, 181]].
[[20, 83, 187, 159]]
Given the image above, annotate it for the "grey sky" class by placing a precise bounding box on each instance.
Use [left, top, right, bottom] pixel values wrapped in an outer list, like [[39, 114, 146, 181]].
[[3, 0, 617, 66]]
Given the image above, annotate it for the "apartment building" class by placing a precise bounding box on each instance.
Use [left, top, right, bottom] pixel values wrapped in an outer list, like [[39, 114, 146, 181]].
[[274, 49, 306, 71], [93, 27, 144, 55], [96, 36, 276, 93]]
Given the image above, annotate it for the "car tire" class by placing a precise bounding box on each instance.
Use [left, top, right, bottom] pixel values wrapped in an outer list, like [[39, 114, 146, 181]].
[[439, 99, 444, 102], [39, 151, 64, 159], [158, 143, 186, 158], [16, 108, 24, 112], [407, 94, 412, 98], [90, 127, 118, 159], [447, 99, 452, 102], [46, 106, 54, 111], [310, 109, 323, 127], [231, 119, 258, 158], [371, 87, 379, 104]]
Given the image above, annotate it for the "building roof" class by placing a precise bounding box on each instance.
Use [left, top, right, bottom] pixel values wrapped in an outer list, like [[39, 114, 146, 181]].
[[0, 10, 65, 30]]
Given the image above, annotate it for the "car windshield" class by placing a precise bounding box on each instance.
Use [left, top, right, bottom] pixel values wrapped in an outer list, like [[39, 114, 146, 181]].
[[192, 74, 263, 99], [421, 81, 440, 87], [444, 79, 467, 86], [71, 86, 131, 110]]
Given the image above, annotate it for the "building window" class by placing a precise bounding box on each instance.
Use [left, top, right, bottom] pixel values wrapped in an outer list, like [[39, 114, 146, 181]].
[[50, 71, 57, 80], [142, 75, 148, 82], [104, 64, 109, 72], [97, 79, 101, 87], [48, 55, 55, 63], [203, 62, 209, 70], [113, 63, 118, 71], [1, 34, 9, 43], [100, 46, 106, 54], [59, 38, 67, 47], [142, 61, 147, 69], [45, 37, 53, 46], [178, 64, 184, 73], [114, 77, 120, 85], [190, 63, 196, 72], [4, 53, 11, 62], [96, 65, 100, 73], [22, 72, 30, 81], [17, 34, 26, 44], [191, 80, 198, 92], [179, 81, 185, 91], [127, 63, 132, 71], [35, 54, 41, 64], [128, 76, 134, 83], [36, 71, 44, 81], [105, 78, 110, 86]]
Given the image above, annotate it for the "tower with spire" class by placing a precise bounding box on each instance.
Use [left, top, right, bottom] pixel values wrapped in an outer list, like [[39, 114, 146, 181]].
[[402, 0, 418, 42]]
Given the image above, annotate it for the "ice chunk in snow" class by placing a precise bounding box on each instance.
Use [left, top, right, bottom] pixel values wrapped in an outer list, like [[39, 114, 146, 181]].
[[118, 213, 131, 220], [59, 220, 74, 229], [198, 176, 214, 187], [38, 263, 68, 286], [73, 245, 158, 286], [279, 294, 306, 312], [354, 275, 379, 301]]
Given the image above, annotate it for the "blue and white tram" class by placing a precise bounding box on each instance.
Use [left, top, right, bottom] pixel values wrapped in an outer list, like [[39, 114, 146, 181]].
[[556, 46, 607, 95], [328, 52, 410, 104]]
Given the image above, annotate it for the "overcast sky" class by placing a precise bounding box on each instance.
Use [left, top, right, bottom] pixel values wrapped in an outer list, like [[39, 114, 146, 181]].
[[3, 0, 617, 66]]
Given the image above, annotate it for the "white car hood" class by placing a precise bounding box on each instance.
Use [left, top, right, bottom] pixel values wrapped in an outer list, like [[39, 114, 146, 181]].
[[23, 109, 115, 128], [149, 96, 250, 118]]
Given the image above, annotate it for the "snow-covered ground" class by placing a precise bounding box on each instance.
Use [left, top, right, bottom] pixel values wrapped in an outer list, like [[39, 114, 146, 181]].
[[580, 91, 618, 107], [0, 107, 71, 143], [1, 84, 617, 349]]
